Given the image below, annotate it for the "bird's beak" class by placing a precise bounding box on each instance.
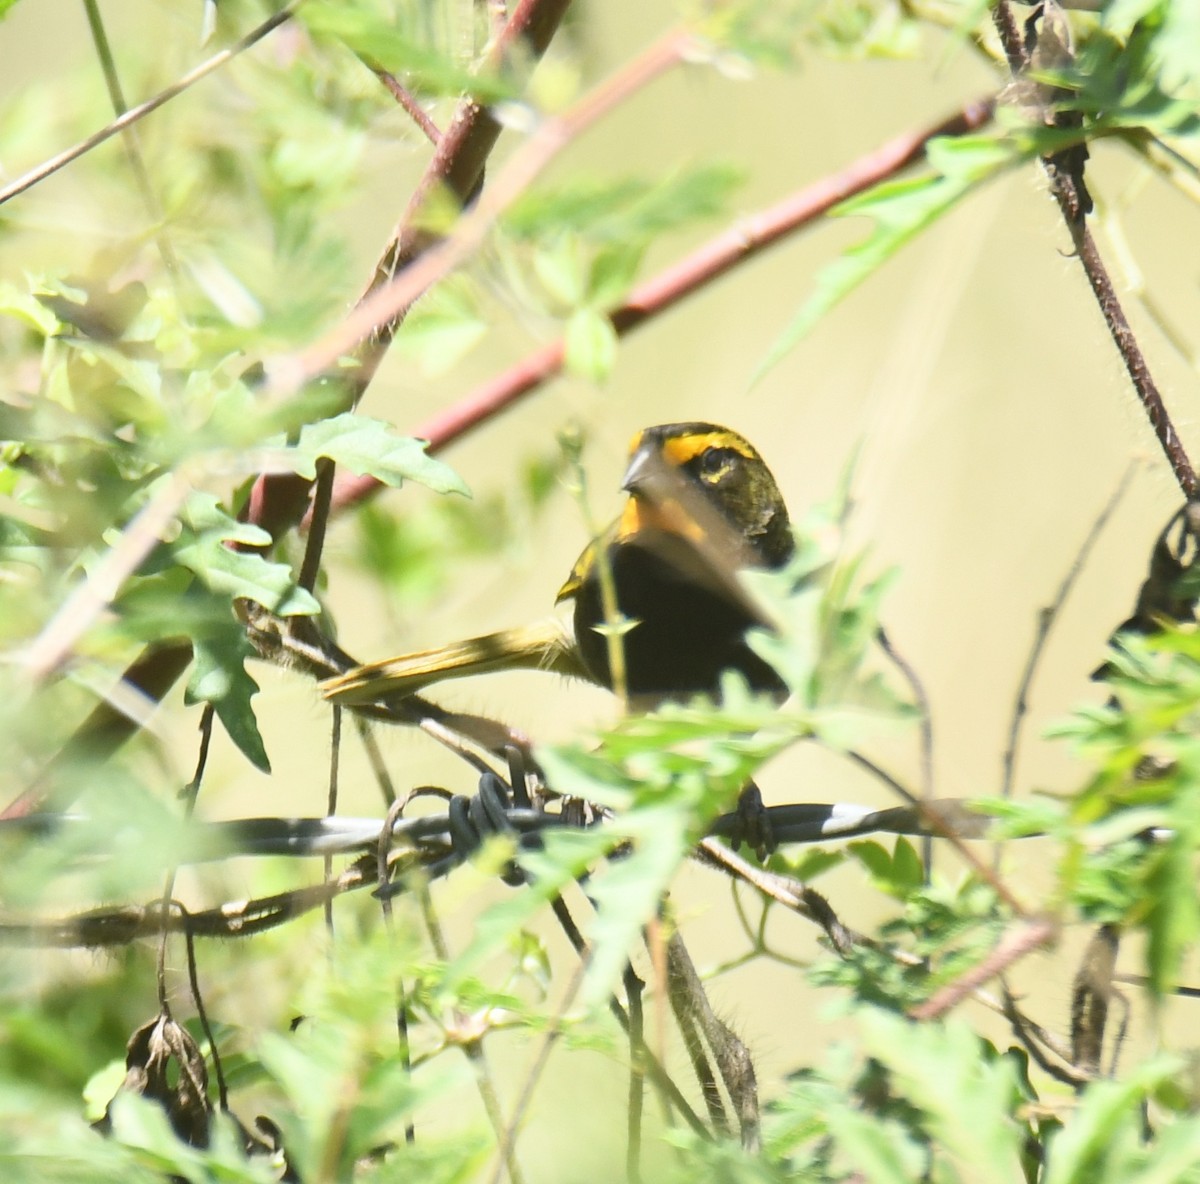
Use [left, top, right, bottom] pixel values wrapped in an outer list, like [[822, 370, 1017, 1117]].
[[617, 443, 707, 548], [620, 443, 656, 498]]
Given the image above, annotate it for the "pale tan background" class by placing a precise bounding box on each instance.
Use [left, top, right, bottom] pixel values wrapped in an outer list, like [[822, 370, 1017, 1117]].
[[3, 0, 1198, 1173]]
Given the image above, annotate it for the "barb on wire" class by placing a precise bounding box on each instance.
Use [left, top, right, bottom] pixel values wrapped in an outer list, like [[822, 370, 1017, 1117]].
[[1, 792, 998, 875]]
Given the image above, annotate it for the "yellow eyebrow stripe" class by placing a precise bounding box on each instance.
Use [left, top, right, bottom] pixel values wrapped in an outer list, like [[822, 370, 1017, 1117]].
[[659, 431, 756, 467]]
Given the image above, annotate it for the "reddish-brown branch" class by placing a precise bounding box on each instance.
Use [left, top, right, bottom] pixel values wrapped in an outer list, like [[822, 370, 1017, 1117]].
[[363, 57, 442, 145], [324, 93, 996, 518], [909, 917, 1057, 1021], [1, 642, 195, 821]]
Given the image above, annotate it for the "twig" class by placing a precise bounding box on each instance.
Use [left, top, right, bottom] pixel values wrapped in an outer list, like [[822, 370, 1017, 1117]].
[[1000, 461, 1137, 805], [877, 628, 935, 876], [0, 4, 300, 208], [355, 716, 399, 806], [624, 964, 646, 1183], [1072, 222, 1196, 498], [297, 457, 335, 595], [694, 839, 863, 956], [909, 916, 1057, 1021], [323, 705, 342, 937], [0, 874, 364, 945], [374, 792, 416, 1145], [82, 0, 181, 281], [361, 54, 442, 144], [1002, 987, 1090, 1087], [156, 704, 215, 1010], [20, 470, 191, 685]]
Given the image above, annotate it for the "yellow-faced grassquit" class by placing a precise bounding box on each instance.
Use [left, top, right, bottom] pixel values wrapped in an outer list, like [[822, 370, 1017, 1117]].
[[321, 422, 793, 709]]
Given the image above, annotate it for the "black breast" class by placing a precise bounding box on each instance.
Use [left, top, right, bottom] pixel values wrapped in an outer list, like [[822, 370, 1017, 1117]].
[[571, 529, 785, 700]]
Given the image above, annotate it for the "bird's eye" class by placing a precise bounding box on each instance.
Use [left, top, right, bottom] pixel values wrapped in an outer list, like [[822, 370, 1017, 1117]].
[[697, 447, 735, 481]]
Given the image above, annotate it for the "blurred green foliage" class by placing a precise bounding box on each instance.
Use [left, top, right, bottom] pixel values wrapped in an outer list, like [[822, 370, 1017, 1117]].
[[0, 0, 1198, 1180]]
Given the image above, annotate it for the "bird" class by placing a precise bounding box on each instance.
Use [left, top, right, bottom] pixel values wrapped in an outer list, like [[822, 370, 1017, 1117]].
[[320, 422, 795, 711]]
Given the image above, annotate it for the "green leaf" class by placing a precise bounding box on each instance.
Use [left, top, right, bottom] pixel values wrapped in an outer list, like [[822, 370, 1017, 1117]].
[[846, 837, 924, 898], [890, 836, 925, 893], [505, 165, 745, 244], [290, 414, 469, 496], [1142, 789, 1200, 995], [1042, 1057, 1185, 1184], [859, 1011, 1026, 1184], [563, 307, 618, 383], [187, 627, 271, 772], [300, 0, 511, 102], [392, 279, 487, 377], [173, 493, 319, 617], [824, 1103, 924, 1184], [532, 237, 587, 308], [780, 845, 846, 882], [172, 542, 319, 618], [0, 280, 60, 335], [756, 134, 1020, 381], [579, 805, 692, 1006]]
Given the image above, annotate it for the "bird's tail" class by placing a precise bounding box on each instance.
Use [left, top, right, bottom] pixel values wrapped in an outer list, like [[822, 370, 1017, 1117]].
[[320, 620, 587, 705]]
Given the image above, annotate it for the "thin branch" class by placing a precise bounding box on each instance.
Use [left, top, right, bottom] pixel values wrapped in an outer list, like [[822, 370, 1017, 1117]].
[[625, 964, 646, 1183], [877, 628, 935, 877], [1000, 461, 1137, 804], [156, 704, 215, 1010], [361, 54, 442, 144], [355, 716, 399, 806], [0, 4, 300, 208], [1002, 987, 1091, 1087], [694, 839, 864, 956], [181, 913, 231, 1111], [297, 458, 335, 595], [1071, 222, 1196, 498], [323, 705, 342, 936], [909, 916, 1057, 1021], [82, 0, 181, 280]]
